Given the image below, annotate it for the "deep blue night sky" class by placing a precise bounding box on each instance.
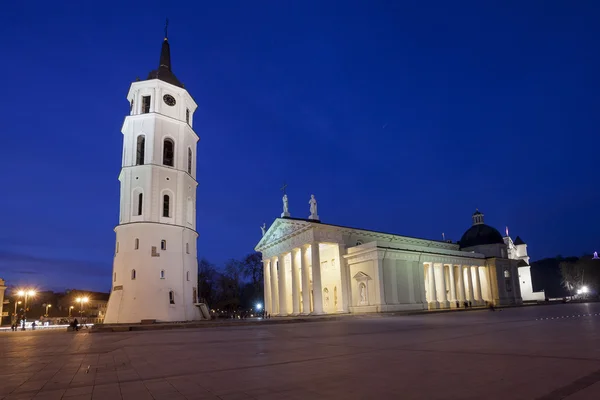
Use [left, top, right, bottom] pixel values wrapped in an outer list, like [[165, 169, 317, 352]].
[[1, 1, 599, 292]]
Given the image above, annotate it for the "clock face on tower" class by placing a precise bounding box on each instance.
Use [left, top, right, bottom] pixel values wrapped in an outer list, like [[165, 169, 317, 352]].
[[163, 94, 176, 106]]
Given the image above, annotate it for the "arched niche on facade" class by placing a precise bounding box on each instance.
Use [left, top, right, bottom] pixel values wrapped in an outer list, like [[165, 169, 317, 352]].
[[353, 271, 371, 306]]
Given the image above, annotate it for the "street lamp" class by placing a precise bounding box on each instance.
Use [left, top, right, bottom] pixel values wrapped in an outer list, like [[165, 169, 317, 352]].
[[76, 297, 89, 316], [16, 289, 36, 330], [75, 297, 89, 328], [69, 306, 74, 317], [44, 304, 52, 317], [13, 301, 22, 325]]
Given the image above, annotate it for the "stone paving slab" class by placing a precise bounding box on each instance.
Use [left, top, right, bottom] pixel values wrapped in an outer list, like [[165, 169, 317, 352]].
[[2, 303, 600, 399]]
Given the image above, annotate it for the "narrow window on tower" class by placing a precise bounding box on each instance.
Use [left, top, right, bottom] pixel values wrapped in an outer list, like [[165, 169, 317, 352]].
[[116, 242, 119, 253], [161, 240, 167, 250], [186, 271, 190, 281], [163, 139, 174, 166], [131, 269, 136, 280], [160, 270, 165, 279], [163, 195, 170, 217], [169, 290, 175, 304], [186, 108, 190, 124], [142, 95, 151, 113], [186, 243, 189, 254], [137, 193, 143, 216], [130, 99, 134, 114], [113, 272, 116, 282], [134, 238, 139, 250], [136, 135, 145, 165], [187, 147, 192, 174]]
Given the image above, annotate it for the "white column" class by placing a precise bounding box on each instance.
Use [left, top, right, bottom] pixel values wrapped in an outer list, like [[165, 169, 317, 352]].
[[428, 263, 439, 309], [407, 261, 415, 303], [291, 248, 300, 315], [457, 265, 466, 302], [270, 257, 279, 315], [417, 262, 427, 305], [263, 260, 271, 314], [311, 242, 324, 314], [486, 266, 495, 303], [474, 266, 483, 304], [389, 260, 398, 304], [437, 264, 449, 308], [300, 246, 311, 314], [448, 264, 457, 307], [278, 254, 288, 315], [465, 265, 475, 304], [335, 243, 350, 312]]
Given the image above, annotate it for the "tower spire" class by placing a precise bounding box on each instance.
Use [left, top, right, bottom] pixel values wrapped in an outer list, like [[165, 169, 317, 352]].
[[145, 22, 183, 87], [159, 29, 171, 70]]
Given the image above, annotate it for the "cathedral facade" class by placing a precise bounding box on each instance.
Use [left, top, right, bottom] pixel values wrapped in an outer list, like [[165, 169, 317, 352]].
[[256, 209, 543, 315], [104, 33, 206, 323]]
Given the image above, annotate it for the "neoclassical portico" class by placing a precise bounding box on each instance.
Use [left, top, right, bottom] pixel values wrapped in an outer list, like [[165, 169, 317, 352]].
[[256, 213, 523, 316], [257, 221, 349, 316]]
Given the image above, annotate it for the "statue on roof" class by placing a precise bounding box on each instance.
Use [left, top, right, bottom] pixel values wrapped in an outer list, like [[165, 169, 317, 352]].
[[281, 194, 290, 217], [308, 194, 319, 221], [260, 223, 266, 237]]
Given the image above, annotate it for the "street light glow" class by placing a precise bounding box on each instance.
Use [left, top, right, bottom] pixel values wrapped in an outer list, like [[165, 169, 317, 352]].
[[28, 290, 35, 296], [256, 303, 263, 310], [17, 290, 25, 296], [581, 286, 589, 293]]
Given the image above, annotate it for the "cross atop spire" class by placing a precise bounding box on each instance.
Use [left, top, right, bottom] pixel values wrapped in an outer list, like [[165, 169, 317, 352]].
[[164, 18, 169, 40]]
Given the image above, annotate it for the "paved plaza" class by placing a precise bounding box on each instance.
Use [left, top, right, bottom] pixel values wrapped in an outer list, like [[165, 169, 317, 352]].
[[2, 303, 600, 400]]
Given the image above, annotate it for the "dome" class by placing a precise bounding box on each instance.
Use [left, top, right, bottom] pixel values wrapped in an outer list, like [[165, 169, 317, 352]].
[[459, 224, 505, 249]]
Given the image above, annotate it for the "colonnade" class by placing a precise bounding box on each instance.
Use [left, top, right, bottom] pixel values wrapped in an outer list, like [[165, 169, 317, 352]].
[[424, 263, 491, 309], [263, 242, 325, 316]]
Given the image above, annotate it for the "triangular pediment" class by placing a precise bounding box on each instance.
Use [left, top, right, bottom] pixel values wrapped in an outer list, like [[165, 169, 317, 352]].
[[255, 218, 312, 250], [353, 271, 371, 281]]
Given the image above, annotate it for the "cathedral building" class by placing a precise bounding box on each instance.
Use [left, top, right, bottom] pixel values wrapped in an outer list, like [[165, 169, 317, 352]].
[[256, 204, 542, 315], [104, 32, 206, 323]]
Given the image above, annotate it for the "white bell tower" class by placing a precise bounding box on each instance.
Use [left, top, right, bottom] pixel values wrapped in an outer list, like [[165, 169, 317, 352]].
[[104, 29, 203, 323]]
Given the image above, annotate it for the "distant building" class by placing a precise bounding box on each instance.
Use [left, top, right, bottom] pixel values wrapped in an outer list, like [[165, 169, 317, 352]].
[[57, 290, 110, 323], [256, 208, 533, 315], [0, 279, 7, 326]]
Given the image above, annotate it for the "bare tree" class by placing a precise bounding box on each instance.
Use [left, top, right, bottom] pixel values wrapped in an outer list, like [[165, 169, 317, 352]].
[[560, 260, 581, 297], [198, 258, 217, 305], [242, 252, 263, 296]]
